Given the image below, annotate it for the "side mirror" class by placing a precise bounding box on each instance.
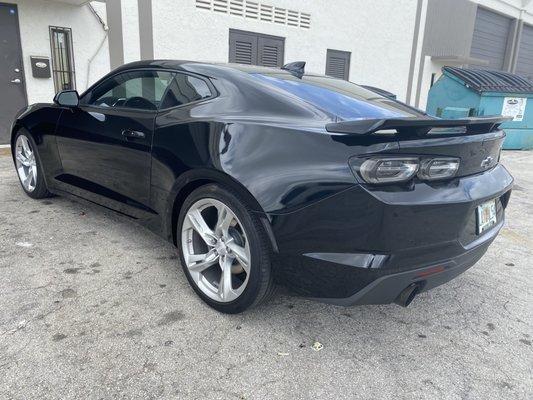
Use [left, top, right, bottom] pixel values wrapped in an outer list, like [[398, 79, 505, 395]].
[[53, 90, 79, 107]]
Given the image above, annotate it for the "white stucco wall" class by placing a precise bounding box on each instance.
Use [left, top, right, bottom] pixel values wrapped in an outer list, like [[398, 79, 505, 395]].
[[12, 0, 530, 110], [151, 0, 418, 102], [121, 0, 140, 63], [12, 0, 110, 104], [407, 0, 428, 106]]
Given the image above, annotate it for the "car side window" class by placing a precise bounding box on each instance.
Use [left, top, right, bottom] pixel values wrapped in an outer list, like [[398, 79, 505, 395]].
[[160, 73, 212, 109], [87, 70, 175, 111]]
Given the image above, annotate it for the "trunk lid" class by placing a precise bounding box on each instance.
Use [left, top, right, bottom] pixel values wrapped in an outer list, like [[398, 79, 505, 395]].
[[326, 116, 510, 178], [395, 130, 505, 177]]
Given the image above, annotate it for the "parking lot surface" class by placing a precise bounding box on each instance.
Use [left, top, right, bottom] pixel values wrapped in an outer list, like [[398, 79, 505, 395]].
[[0, 150, 532, 400]]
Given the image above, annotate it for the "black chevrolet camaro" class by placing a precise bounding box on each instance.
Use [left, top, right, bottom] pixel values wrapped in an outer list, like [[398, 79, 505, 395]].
[[10, 60, 513, 313]]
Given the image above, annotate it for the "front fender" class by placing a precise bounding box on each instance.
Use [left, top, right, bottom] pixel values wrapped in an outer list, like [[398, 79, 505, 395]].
[[10, 103, 64, 187]]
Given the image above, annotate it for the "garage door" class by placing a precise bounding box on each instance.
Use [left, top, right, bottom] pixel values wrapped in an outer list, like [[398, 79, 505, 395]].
[[470, 7, 512, 70], [229, 29, 284, 68], [516, 24, 533, 81]]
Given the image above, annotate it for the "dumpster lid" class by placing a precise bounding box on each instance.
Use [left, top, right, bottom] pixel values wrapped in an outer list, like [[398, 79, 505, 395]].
[[443, 66, 533, 94]]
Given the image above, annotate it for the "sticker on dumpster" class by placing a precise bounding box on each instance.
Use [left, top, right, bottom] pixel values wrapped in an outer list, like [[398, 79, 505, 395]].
[[501, 97, 527, 122]]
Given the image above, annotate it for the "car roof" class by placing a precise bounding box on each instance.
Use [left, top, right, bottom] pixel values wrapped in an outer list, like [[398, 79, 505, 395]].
[[82, 59, 340, 100], [114, 59, 295, 75]]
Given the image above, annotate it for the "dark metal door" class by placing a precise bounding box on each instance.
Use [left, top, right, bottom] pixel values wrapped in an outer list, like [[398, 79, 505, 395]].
[[0, 3, 27, 144], [229, 30, 258, 65], [229, 29, 284, 67], [258, 35, 284, 67]]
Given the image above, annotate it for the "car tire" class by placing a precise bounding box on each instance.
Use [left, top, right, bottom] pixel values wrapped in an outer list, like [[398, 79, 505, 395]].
[[12, 130, 52, 199], [177, 183, 275, 314]]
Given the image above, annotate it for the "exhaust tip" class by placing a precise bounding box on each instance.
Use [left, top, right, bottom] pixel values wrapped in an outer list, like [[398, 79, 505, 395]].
[[394, 283, 420, 307]]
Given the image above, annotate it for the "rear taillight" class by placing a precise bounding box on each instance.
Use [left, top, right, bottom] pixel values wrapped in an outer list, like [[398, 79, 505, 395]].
[[418, 158, 460, 181], [358, 158, 419, 184], [351, 157, 461, 184]]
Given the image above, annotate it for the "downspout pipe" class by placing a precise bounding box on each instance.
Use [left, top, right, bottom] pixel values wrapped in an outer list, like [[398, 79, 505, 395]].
[[85, 3, 109, 89]]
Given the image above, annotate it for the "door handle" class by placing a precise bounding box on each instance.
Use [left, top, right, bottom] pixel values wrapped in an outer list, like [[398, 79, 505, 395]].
[[121, 129, 146, 139], [10, 78, 21, 84]]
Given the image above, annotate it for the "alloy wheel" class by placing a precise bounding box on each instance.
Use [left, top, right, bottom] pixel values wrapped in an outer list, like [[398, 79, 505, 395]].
[[181, 198, 251, 302], [15, 135, 37, 192]]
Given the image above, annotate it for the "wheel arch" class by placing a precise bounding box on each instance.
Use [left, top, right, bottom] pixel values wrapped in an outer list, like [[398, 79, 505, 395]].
[[10, 122, 26, 150], [10, 123, 19, 147], [167, 169, 279, 253], [10, 121, 46, 153]]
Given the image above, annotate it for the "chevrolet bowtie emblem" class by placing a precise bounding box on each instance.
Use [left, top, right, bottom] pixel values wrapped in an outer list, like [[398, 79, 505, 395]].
[[481, 156, 494, 168]]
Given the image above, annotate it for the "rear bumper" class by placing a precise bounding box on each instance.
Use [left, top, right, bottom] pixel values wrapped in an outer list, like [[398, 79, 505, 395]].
[[269, 164, 513, 305], [312, 226, 497, 306]]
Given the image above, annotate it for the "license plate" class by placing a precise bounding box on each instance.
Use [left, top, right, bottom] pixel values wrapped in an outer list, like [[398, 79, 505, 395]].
[[477, 199, 497, 234]]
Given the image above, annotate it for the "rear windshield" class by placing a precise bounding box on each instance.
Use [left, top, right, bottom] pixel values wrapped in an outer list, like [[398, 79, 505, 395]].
[[250, 73, 424, 120]]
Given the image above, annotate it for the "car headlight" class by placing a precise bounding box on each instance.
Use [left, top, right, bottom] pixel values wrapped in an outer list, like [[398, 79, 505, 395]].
[[359, 158, 419, 184], [417, 158, 460, 181], [351, 157, 461, 184]]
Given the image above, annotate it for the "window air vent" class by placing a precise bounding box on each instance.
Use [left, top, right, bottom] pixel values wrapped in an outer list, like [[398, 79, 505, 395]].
[[260, 4, 272, 22], [196, 0, 211, 10], [195, 0, 311, 29], [234, 40, 253, 64], [245, 1, 259, 19], [213, 0, 228, 13]]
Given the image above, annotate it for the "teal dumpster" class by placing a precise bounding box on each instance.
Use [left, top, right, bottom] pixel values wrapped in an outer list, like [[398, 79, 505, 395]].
[[427, 67, 533, 150]]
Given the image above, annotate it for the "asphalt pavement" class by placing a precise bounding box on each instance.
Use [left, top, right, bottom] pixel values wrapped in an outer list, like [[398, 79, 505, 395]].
[[0, 150, 531, 399]]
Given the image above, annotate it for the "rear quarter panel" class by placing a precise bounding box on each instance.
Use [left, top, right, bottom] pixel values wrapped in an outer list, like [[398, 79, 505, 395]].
[[151, 101, 400, 216]]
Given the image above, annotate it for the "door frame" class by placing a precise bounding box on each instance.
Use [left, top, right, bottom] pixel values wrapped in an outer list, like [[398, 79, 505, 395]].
[[0, 2, 28, 109]]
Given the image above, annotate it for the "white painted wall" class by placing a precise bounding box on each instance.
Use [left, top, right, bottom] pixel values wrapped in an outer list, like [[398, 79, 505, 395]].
[[11, 0, 532, 110], [151, 0, 418, 102], [121, 0, 140, 63], [11, 0, 110, 104], [408, 0, 429, 106]]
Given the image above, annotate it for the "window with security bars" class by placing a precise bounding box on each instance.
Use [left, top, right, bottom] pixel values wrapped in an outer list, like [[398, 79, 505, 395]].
[[50, 27, 75, 91]]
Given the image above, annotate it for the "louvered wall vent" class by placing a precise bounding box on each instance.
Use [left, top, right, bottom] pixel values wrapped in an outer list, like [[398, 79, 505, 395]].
[[195, 0, 311, 29]]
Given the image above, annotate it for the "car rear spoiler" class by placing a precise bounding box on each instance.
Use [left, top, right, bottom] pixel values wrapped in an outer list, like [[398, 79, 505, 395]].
[[325, 116, 512, 136]]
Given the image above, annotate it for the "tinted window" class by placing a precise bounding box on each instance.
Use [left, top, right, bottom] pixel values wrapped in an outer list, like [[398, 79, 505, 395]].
[[160, 74, 212, 109], [87, 70, 174, 110], [250, 73, 424, 120]]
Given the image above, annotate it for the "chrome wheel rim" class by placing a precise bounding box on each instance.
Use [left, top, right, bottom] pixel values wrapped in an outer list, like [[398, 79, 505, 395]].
[[15, 135, 37, 192], [181, 198, 251, 303]]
